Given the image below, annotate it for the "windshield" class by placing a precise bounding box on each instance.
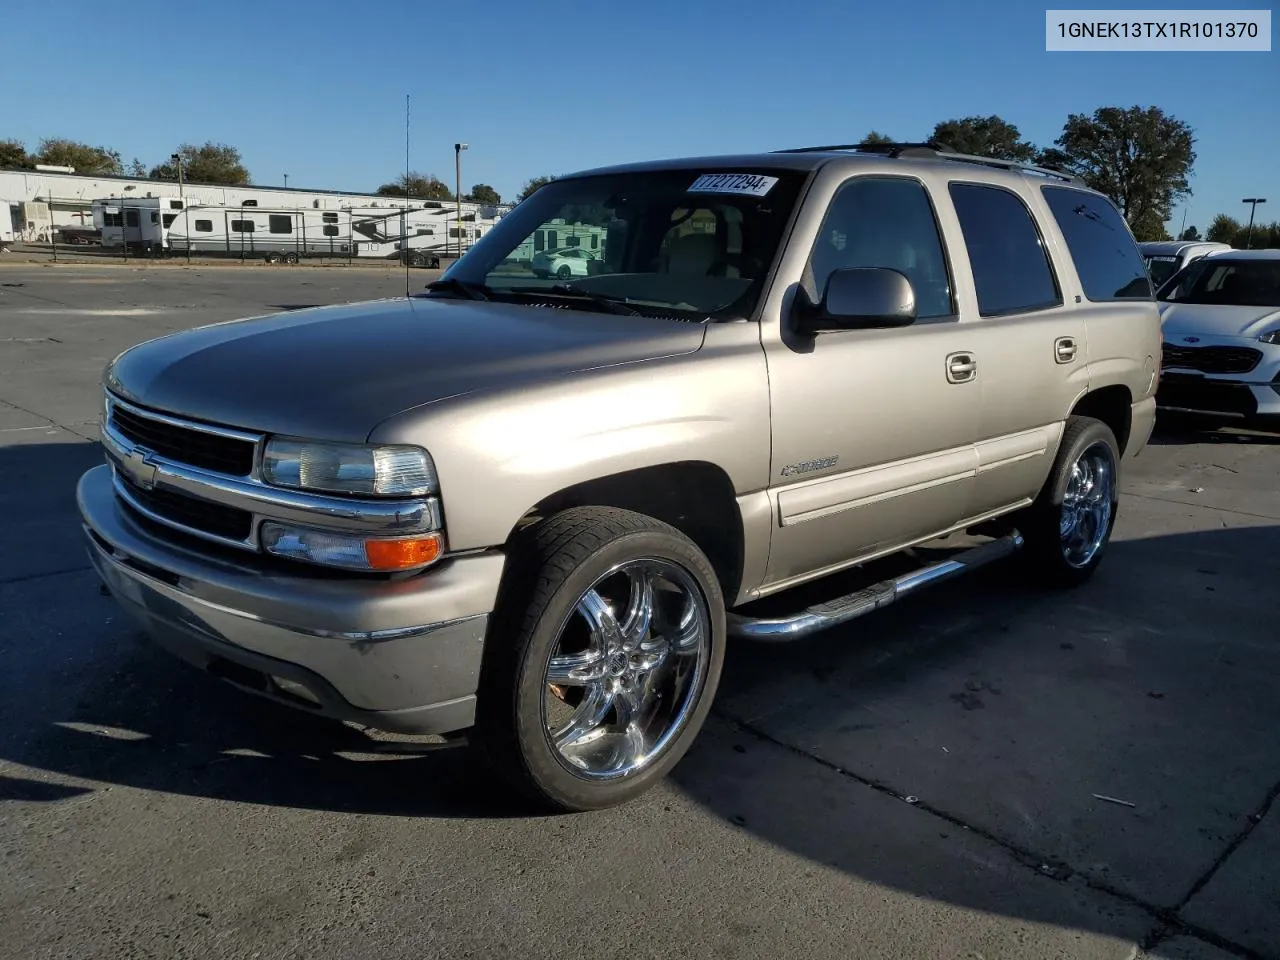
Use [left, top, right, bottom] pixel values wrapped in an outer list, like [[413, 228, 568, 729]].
[[1143, 255, 1180, 288], [433, 168, 808, 320], [1159, 258, 1280, 307]]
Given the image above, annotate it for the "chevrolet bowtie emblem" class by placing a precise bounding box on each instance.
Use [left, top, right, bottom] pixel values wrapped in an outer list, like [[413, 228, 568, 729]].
[[133, 448, 160, 489]]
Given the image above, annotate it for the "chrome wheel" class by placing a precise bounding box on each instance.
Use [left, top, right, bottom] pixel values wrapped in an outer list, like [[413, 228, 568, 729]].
[[1059, 440, 1116, 568], [542, 558, 711, 781]]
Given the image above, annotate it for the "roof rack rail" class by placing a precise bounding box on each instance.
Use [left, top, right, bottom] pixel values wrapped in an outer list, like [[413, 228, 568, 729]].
[[771, 140, 1083, 184], [773, 140, 950, 158]]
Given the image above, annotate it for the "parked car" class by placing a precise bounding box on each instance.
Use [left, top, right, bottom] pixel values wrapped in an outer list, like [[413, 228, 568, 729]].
[[1154, 249, 1280, 429], [78, 143, 1160, 812], [531, 246, 597, 279], [1139, 240, 1232, 288]]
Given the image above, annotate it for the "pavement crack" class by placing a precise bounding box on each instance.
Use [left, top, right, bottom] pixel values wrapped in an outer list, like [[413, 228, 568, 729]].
[[0, 564, 93, 587], [1123, 491, 1280, 523], [714, 708, 1272, 960], [1171, 774, 1280, 916]]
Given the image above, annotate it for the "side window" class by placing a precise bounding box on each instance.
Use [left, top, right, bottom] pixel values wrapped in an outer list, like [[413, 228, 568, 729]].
[[268, 215, 292, 234], [162, 214, 176, 227], [125, 210, 139, 227], [807, 177, 954, 319], [169, 200, 183, 210], [230, 219, 254, 233], [194, 219, 213, 233], [322, 212, 339, 224], [1041, 186, 1153, 300], [322, 225, 339, 237], [150, 212, 159, 224], [949, 183, 1061, 316]]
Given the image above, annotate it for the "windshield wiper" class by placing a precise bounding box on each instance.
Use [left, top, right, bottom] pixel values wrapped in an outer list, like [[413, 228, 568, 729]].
[[422, 277, 492, 301], [508, 283, 642, 316]]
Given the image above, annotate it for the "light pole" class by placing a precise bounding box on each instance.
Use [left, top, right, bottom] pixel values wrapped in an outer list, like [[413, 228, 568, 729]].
[[170, 153, 184, 206], [1242, 198, 1267, 249], [455, 142, 468, 259], [283, 173, 289, 189]]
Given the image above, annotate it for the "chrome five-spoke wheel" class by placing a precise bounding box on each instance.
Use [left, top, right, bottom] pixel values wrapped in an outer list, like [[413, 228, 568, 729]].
[[1059, 440, 1116, 569], [544, 558, 711, 780]]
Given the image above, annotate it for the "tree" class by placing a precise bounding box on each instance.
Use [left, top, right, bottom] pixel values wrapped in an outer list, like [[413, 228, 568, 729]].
[[857, 131, 895, 146], [375, 172, 452, 201], [1206, 214, 1241, 245], [929, 115, 1038, 161], [1179, 226, 1201, 241], [1040, 106, 1195, 234], [516, 175, 556, 202], [1128, 209, 1171, 242], [0, 139, 29, 169], [34, 137, 122, 175], [150, 142, 250, 185], [467, 183, 501, 204], [126, 158, 148, 178]]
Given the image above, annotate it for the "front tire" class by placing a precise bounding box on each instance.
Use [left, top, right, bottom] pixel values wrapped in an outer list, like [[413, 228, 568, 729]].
[[474, 506, 725, 812], [1019, 415, 1121, 587]]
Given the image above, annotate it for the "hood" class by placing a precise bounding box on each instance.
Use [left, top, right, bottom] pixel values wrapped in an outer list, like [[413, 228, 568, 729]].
[[1159, 301, 1280, 340], [105, 297, 706, 442]]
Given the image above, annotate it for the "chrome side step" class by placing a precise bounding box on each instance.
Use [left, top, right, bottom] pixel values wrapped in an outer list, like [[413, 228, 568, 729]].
[[727, 532, 1024, 642]]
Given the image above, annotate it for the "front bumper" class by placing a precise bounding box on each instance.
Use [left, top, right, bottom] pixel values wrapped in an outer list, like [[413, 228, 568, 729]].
[[78, 464, 506, 735], [1156, 336, 1280, 420]]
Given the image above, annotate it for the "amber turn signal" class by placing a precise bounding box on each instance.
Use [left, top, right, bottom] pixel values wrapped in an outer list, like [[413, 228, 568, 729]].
[[364, 533, 444, 571]]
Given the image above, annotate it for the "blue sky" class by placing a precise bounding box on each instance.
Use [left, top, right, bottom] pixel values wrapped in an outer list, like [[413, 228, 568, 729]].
[[4, 0, 1276, 232]]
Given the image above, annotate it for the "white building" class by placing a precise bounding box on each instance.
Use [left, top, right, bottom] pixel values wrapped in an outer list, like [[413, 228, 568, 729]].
[[0, 167, 510, 244]]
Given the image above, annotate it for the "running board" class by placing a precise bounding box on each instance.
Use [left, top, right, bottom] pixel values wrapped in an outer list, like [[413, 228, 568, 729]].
[[727, 532, 1024, 642]]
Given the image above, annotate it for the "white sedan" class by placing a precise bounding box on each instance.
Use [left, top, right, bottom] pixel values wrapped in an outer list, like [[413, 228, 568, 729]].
[[1156, 249, 1280, 429], [531, 247, 597, 279]]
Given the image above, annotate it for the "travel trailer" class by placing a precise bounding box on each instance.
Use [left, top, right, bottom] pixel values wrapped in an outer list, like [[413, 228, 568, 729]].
[[165, 204, 354, 261], [93, 197, 192, 255]]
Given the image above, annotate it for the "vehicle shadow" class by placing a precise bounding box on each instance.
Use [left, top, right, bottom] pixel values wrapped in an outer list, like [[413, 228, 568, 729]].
[[4, 440, 1279, 947]]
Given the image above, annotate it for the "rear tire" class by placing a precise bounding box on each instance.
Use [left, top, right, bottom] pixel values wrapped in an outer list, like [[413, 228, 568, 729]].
[[1018, 416, 1120, 587], [473, 506, 725, 812], [283, 252, 300, 265]]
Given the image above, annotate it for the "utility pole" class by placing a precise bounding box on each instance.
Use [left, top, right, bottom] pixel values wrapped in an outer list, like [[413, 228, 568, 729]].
[[1242, 198, 1267, 249], [455, 142, 468, 259], [171, 153, 184, 205]]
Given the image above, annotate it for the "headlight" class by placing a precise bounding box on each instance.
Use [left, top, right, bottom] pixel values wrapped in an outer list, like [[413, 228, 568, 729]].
[[261, 522, 443, 572], [1259, 330, 1280, 345], [261, 438, 437, 497]]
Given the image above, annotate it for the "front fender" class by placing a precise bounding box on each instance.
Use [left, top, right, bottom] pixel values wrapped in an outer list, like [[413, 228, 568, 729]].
[[367, 323, 772, 551]]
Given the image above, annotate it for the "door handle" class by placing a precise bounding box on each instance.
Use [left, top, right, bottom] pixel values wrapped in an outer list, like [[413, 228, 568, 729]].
[[946, 352, 976, 383], [1055, 336, 1078, 364]]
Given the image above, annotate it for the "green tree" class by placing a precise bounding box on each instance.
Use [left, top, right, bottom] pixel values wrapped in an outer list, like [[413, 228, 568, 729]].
[[857, 131, 895, 146], [516, 175, 556, 202], [1179, 225, 1201, 241], [150, 142, 250, 185], [929, 115, 1038, 161], [467, 183, 501, 204], [1206, 214, 1241, 245], [0, 139, 29, 169], [375, 172, 453, 200], [126, 158, 148, 178], [1040, 106, 1196, 234], [1129, 209, 1171, 242], [34, 137, 122, 175]]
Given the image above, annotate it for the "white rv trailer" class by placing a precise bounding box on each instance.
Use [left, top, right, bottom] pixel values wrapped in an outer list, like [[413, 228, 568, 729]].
[[504, 219, 610, 264], [1, 201, 15, 249], [165, 205, 354, 261], [93, 197, 192, 254]]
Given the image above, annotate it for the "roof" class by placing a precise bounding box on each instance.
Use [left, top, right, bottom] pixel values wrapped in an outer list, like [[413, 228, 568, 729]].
[[1197, 248, 1280, 260], [1138, 240, 1232, 255], [557, 141, 1094, 191]]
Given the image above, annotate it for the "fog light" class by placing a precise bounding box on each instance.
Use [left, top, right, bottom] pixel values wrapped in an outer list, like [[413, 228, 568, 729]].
[[260, 521, 443, 572]]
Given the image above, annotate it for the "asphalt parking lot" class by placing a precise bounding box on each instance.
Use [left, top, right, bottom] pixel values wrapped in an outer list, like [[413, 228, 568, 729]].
[[2, 261, 1278, 960]]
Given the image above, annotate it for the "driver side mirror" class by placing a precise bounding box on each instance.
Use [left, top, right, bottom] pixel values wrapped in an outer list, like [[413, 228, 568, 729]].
[[795, 267, 917, 335]]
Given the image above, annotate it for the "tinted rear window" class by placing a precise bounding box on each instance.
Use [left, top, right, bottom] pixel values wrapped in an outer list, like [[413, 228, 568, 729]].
[[949, 183, 1061, 316], [1042, 187, 1153, 301]]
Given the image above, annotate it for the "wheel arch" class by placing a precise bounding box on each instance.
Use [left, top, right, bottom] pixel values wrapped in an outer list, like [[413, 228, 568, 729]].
[[1070, 384, 1133, 456], [507, 461, 746, 604]]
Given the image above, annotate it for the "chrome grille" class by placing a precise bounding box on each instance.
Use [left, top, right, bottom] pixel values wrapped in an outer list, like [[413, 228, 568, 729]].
[[108, 400, 258, 476], [116, 472, 255, 543]]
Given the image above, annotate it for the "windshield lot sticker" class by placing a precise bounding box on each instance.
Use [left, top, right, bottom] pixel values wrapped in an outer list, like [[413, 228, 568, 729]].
[[688, 173, 778, 196]]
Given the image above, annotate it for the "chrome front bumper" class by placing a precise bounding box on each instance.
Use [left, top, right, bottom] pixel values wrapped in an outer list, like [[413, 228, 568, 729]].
[[78, 464, 505, 735]]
